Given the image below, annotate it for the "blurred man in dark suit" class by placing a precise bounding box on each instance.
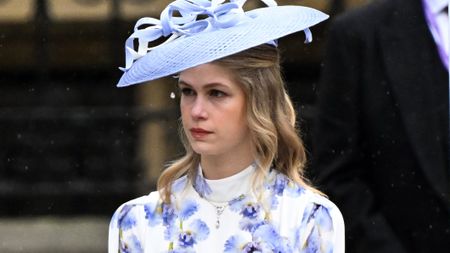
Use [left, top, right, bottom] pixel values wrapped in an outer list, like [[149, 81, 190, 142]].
[[313, 0, 449, 252]]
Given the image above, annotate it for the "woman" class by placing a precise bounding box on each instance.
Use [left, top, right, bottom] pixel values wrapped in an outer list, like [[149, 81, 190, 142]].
[[109, 0, 344, 252]]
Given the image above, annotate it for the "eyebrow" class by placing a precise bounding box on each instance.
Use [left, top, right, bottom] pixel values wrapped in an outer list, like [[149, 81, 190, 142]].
[[178, 80, 229, 89]]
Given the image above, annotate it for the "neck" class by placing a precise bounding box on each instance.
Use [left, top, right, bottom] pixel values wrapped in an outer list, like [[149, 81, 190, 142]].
[[200, 154, 254, 179]]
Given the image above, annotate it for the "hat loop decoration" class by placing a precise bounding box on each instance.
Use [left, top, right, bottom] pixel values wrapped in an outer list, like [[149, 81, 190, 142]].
[[120, 0, 309, 72]]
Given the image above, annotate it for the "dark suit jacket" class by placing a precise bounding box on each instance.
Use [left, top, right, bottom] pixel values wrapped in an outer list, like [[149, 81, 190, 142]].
[[312, 0, 449, 252]]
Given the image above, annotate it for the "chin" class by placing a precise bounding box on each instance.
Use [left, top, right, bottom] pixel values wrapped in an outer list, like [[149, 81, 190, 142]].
[[192, 147, 214, 156], [191, 144, 219, 156]]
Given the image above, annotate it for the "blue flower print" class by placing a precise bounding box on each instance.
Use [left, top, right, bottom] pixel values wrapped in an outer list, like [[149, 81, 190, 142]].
[[225, 224, 292, 253], [301, 205, 334, 253], [272, 173, 289, 196], [284, 181, 304, 197], [143, 202, 163, 226], [119, 207, 137, 230], [229, 195, 262, 219], [120, 234, 143, 253], [253, 224, 293, 253], [178, 231, 195, 247], [239, 218, 265, 232], [301, 203, 319, 225], [241, 202, 261, 219], [170, 248, 195, 253], [172, 176, 188, 193], [193, 171, 212, 197], [268, 195, 280, 210], [179, 199, 198, 220], [229, 194, 246, 210], [118, 205, 137, 230], [161, 203, 178, 241], [263, 172, 305, 210], [156, 199, 201, 244], [271, 173, 304, 198], [315, 206, 333, 231], [177, 219, 210, 248], [165, 224, 179, 241], [242, 242, 264, 253], [224, 236, 270, 253], [224, 235, 247, 253], [254, 224, 280, 249], [190, 219, 210, 240], [304, 226, 321, 253], [162, 203, 177, 226]]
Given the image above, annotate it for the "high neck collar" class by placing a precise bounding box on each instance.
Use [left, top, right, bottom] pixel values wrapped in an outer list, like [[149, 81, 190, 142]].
[[193, 163, 256, 203]]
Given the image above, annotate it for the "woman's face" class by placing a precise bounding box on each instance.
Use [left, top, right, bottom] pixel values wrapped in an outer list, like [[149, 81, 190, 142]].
[[178, 63, 252, 159]]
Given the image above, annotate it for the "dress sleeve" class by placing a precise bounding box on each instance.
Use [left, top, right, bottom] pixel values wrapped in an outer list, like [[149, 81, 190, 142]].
[[299, 196, 345, 253], [108, 195, 156, 253], [109, 204, 145, 253]]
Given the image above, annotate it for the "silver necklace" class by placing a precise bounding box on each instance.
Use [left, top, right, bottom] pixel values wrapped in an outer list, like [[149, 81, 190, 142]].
[[205, 200, 228, 229]]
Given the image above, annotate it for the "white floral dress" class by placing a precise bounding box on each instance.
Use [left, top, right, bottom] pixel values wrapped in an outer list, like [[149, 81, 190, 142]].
[[108, 164, 345, 253]]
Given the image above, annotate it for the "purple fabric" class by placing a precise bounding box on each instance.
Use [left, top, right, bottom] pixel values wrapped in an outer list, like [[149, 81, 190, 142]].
[[422, 0, 448, 70]]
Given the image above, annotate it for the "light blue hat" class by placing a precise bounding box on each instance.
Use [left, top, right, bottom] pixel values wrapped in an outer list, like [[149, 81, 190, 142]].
[[118, 0, 329, 87]]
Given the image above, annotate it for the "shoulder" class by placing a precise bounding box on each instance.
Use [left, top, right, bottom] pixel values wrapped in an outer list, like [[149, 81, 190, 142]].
[[267, 171, 345, 248], [301, 190, 344, 228], [288, 190, 345, 252], [110, 175, 190, 230], [108, 191, 162, 253], [109, 191, 161, 231], [281, 180, 344, 232], [300, 191, 345, 252], [266, 171, 345, 251], [267, 170, 342, 216]]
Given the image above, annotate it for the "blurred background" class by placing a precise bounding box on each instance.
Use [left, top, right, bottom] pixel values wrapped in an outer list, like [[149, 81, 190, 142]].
[[0, 0, 368, 252]]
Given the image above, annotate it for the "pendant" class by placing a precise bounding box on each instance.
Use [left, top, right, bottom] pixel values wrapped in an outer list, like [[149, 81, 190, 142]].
[[215, 219, 220, 229]]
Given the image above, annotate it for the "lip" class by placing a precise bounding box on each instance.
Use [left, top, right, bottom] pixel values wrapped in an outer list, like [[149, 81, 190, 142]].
[[190, 128, 212, 139]]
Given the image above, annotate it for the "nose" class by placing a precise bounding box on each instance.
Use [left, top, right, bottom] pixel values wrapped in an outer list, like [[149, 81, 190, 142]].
[[191, 96, 208, 120]]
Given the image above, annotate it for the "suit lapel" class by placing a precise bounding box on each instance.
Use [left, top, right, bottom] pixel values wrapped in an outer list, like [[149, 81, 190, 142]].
[[379, 0, 449, 209]]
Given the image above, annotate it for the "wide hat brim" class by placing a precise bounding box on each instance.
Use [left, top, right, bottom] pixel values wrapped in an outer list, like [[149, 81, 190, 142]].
[[117, 6, 328, 87]]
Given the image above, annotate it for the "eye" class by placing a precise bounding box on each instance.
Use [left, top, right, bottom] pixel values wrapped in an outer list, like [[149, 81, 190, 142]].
[[180, 87, 195, 96], [209, 89, 227, 98]]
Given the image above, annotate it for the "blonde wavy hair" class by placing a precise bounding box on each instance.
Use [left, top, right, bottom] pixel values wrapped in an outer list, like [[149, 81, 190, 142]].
[[158, 44, 317, 203]]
